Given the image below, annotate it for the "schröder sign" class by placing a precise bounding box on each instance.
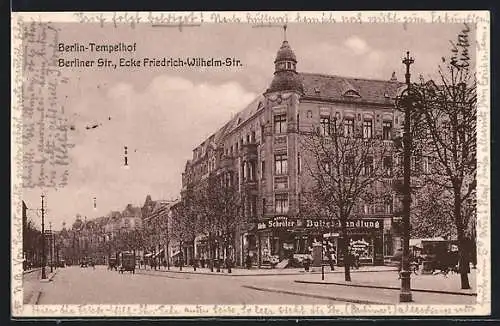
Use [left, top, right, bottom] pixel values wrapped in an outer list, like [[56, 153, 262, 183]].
[[258, 216, 297, 230], [257, 217, 382, 230]]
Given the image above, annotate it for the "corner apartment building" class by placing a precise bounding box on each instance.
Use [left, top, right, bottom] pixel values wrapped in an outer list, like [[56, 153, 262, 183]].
[[181, 37, 407, 267]]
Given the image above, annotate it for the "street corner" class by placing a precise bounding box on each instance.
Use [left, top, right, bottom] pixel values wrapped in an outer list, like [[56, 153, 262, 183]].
[[40, 269, 59, 283]]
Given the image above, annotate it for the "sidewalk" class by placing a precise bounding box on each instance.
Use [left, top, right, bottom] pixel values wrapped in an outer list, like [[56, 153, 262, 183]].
[[136, 265, 397, 277], [293, 269, 477, 296], [23, 268, 59, 305]]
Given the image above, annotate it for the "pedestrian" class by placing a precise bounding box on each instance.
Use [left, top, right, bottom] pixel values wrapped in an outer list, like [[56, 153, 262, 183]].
[[245, 254, 252, 270], [303, 256, 311, 272]]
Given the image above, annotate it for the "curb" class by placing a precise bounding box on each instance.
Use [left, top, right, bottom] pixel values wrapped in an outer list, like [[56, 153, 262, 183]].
[[30, 290, 42, 305], [30, 270, 59, 305], [294, 280, 478, 297], [242, 285, 389, 305], [40, 270, 58, 283], [137, 267, 398, 277], [23, 268, 41, 275]]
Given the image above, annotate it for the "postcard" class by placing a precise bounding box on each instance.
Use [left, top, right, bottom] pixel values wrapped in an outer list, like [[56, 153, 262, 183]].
[[11, 11, 490, 317]]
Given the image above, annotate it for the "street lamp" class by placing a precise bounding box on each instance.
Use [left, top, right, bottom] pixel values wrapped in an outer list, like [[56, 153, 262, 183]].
[[49, 222, 53, 273], [397, 51, 415, 303]]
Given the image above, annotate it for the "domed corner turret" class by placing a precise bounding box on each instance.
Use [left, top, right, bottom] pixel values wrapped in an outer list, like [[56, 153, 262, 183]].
[[274, 40, 297, 64], [266, 37, 304, 95]]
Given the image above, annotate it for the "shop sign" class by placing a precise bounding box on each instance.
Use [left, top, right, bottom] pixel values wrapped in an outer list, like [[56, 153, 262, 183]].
[[257, 216, 298, 230], [304, 219, 382, 230], [257, 217, 382, 230]]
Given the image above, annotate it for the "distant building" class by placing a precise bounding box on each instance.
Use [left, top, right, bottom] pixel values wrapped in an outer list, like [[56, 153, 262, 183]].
[[141, 195, 177, 264]]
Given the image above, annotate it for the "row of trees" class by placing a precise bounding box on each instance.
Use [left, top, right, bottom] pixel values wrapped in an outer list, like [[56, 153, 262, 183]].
[[22, 211, 44, 268], [171, 172, 243, 273], [301, 25, 476, 289]]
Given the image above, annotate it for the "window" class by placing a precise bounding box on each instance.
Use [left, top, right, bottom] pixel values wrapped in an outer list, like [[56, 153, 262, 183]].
[[320, 116, 330, 136], [323, 161, 331, 174], [344, 118, 354, 137], [423, 156, 432, 174], [363, 156, 374, 175], [251, 131, 256, 142], [246, 134, 250, 143], [274, 114, 287, 134], [275, 154, 288, 175], [363, 119, 373, 139], [242, 162, 247, 180], [307, 110, 313, 118], [250, 161, 256, 180], [297, 153, 301, 174], [383, 121, 392, 140], [275, 193, 289, 214], [345, 155, 355, 176], [331, 118, 337, 135], [383, 156, 393, 177], [262, 198, 266, 214], [261, 160, 265, 178], [251, 195, 257, 216], [363, 204, 374, 215], [411, 151, 422, 175], [261, 125, 265, 142], [384, 197, 393, 214]]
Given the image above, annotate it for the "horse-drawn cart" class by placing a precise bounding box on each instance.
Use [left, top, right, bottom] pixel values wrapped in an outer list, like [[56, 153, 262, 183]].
[[118, 251, 136, 274]]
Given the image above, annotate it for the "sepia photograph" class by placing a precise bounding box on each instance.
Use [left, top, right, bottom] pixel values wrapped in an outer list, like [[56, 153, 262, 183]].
[[11, 11, 490, 317]]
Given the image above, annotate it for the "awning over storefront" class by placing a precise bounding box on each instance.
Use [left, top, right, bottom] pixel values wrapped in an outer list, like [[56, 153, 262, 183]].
[[410, 237, 445, 248], [144, 253, 153, 258], [172, 251, 181, 257], [153, 249, 164, 258]]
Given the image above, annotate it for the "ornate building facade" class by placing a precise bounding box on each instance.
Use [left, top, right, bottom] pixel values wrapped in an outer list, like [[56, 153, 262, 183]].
[[181, 37, 407, 267]]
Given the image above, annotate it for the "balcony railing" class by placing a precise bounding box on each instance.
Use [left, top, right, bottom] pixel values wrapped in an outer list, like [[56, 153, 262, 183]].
[[241, 143, 258, 159]]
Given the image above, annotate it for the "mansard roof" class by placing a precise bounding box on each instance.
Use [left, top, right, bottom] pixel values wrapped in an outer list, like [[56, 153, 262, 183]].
[[300, 72, 404, 105]]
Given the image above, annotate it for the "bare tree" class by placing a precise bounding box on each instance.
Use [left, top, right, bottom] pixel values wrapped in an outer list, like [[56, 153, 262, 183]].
[[196, 173, 222, 272], [410, 183, 455, 239], [301, 118, 391, 281], [211, 171, 243, 273], [171, 189, 199, 271], [413, 24, 476, 289]]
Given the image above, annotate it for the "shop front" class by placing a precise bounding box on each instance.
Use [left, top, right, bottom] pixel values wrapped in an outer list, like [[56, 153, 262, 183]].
[[254, 216, 388, 266]]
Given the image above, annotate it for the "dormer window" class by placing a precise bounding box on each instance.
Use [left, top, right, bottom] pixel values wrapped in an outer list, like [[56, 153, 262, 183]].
[[314, 87, 321, 94], [340, 79, 361, 98], [343, 89, 361, 97], [237, 117, 242, 125]]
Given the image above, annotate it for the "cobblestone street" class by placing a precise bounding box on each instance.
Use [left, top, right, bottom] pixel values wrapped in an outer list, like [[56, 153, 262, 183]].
[[32, 266, 342, 305], [24, 265, 477, 305]]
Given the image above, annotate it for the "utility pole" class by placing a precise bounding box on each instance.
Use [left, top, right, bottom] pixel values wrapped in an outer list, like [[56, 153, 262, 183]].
[[41, 195, 46, 279], [399, 51, 414, 303], [49, 222, 53, 273], [166, 214, 170, 270]]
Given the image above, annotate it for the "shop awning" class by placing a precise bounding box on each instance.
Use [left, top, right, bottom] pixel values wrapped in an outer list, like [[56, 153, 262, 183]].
[[144, 253, 153, 258], [153, 249, 164, 257], [172, 251, 181, 257], [410, 237, 445, 248]]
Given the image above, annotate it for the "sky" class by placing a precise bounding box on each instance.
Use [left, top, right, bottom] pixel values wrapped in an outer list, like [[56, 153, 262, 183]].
[[21, 21, 475, 230]]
